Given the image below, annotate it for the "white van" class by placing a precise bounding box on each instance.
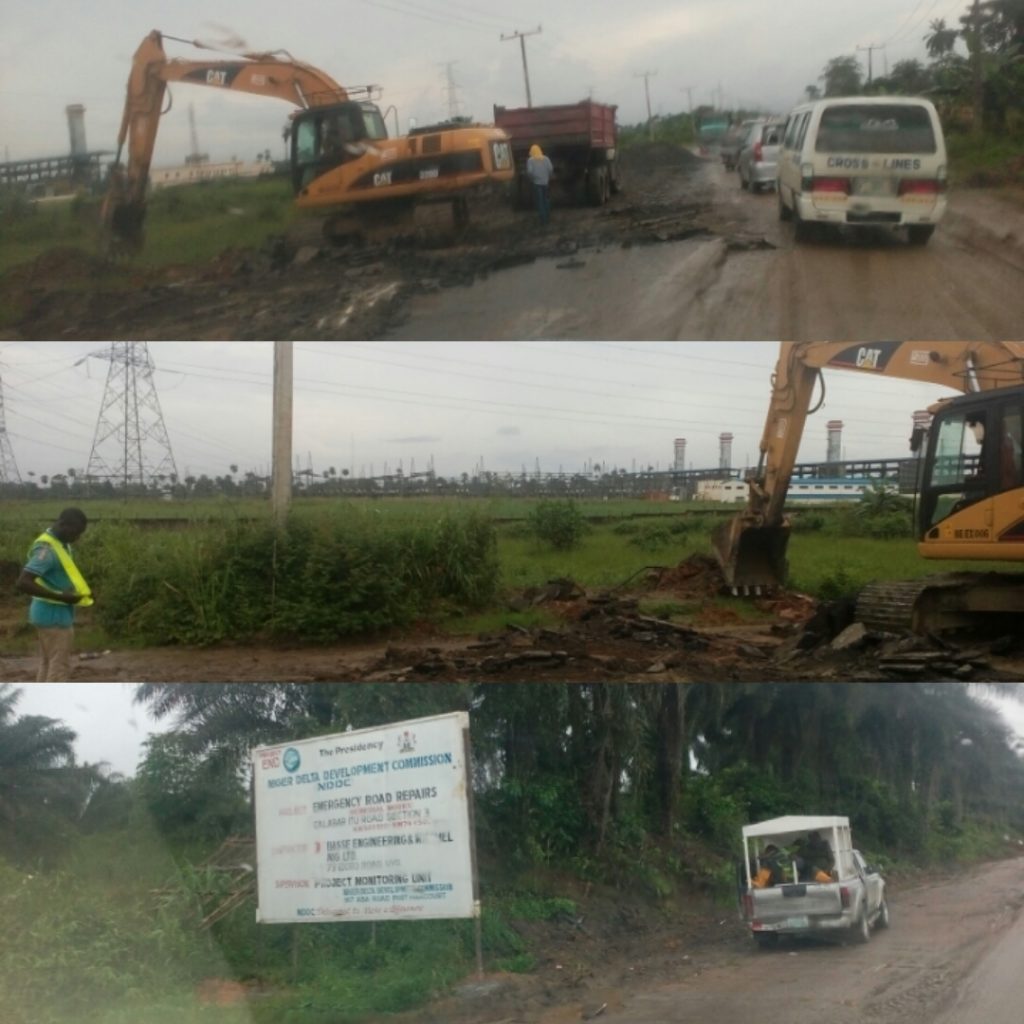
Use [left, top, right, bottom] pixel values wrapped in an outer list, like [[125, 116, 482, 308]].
[[776, 96, 948, 245]]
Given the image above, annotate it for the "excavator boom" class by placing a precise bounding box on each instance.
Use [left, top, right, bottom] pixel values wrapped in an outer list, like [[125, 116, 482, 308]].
[[714, 342, 1024, 593]]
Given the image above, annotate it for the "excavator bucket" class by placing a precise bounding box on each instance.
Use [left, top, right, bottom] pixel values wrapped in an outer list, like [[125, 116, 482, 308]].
[[99, 168, 146, 255], [712, 517, 791, 594]]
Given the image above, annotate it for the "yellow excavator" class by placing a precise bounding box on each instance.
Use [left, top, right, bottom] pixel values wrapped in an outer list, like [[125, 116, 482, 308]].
[[101, 30, 515, 250], [713, 342, 1024, 634]]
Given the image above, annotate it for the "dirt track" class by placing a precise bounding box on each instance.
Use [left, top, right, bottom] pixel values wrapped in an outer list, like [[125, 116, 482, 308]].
[[426, 856, 1024, 1024], [4, 145, 1021, 341]]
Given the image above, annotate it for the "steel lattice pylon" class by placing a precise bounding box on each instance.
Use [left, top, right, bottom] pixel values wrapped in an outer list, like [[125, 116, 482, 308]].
[[0, 373, 22, 485], [86, 343, 178, 488]]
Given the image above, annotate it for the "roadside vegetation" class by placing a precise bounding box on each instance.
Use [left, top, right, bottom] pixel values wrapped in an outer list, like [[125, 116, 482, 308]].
[[0, 491, 1015, 653], [0, 176, 295, 276], [2, 681, 1022, 1024]]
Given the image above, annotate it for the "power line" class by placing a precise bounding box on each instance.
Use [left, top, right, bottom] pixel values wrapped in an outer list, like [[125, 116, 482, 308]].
[[358, 0, 497, 32]]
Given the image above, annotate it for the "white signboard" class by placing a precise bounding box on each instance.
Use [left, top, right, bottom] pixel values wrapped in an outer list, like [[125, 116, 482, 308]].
[[253, 711, 476, 924]]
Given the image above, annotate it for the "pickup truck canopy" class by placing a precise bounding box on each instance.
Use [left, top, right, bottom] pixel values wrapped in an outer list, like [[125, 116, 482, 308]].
[[742, 815, 849, 841]]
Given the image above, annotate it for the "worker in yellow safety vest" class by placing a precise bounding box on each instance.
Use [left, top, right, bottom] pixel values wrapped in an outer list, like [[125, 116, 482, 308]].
[[16, 508, 92, 681]]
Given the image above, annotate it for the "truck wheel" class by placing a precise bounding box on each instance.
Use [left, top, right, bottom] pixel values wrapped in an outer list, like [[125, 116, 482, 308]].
[[876, 899, 890, 930], [753, 933, 779, 950], [854, 910, 871, 944], [907, 225, 935, 246]]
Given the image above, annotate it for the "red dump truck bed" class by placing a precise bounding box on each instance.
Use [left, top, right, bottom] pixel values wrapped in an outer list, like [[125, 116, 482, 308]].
[[492, 101, 617, 149]]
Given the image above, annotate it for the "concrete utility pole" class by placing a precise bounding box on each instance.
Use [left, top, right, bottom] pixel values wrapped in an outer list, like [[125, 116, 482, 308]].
[[635, 70, 657, 139], [272, 342, 293, 529], [501, 26, 542, 108], [856, 43, 885, 85], [680, 86, 694, 114]]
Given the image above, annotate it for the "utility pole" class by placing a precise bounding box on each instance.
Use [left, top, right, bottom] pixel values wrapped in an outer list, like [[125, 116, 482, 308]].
[[272, 342, 293, 529], [84, 343, 178, 491], [856, 43, 885, 85], [501, 26, 542, 107], [635, 70, 657, 140], [680, 86, 694, 114]]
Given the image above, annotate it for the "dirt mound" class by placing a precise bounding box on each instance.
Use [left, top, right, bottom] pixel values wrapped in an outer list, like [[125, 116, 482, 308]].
[[0, 246, 120, 289], [619, 142, 703, 173], [648, 554, 726, 599]]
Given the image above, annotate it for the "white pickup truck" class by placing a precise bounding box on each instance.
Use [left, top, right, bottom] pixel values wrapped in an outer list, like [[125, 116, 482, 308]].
[[739, 815, 888, 948]]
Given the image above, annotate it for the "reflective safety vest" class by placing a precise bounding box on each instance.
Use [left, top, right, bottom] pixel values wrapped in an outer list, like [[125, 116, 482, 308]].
[[30, 531, 94, 607]]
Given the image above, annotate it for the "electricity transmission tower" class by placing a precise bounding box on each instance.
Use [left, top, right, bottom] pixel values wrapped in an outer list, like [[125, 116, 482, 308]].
[[0, 371, 22, 484], [85, 342, 179, 489]]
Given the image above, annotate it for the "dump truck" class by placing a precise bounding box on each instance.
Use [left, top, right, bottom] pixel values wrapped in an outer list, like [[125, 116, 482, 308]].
[[492, 100, 619, 207], [739, 815, 888, 948]]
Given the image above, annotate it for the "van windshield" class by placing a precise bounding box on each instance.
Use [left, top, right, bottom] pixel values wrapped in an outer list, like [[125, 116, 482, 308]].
[[815, 104, 937, 154]]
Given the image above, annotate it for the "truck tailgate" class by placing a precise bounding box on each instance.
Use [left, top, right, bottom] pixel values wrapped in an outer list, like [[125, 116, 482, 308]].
[[752, 883, 843, 923]]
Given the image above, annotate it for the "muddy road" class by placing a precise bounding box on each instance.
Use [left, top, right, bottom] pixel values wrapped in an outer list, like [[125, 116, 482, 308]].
[[423, 856, 1024, 1024], [388, 161, 1024, 341], [4, 146, 1022, 341]]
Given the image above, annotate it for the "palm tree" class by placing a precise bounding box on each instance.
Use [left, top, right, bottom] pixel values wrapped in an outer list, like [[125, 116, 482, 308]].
[[925, 18, 960, 59], [0, 685, 100, 862]]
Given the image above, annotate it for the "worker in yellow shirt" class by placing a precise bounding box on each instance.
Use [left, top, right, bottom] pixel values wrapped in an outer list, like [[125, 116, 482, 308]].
[[16, 508, 92, 681]]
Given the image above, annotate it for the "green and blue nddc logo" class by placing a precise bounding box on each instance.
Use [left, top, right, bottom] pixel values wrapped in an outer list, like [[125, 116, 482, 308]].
[[283, 748, 301, 773]]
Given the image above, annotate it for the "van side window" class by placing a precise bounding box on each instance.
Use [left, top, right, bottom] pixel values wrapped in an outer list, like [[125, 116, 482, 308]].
[[795, 113, 811, 150], [783, 115, 800, 150]]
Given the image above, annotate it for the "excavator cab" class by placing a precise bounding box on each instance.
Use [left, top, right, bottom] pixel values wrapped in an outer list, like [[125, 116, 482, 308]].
[[290, 101, 389, 192], [916, 387, 1024, 544]]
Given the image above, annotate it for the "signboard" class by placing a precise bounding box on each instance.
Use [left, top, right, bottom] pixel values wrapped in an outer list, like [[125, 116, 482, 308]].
[[253, 711, 476, 924]]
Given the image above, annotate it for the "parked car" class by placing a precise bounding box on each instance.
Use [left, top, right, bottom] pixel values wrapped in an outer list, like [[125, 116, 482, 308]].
[[720, 120, 758, 171], [776, 96, 948, 244], [738, 815, 888, 948], [737, 119, 785, 191]]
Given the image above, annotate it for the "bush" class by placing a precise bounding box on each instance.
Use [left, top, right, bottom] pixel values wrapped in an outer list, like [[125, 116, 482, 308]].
[[526, 500, 587, 550], [817, 564, 862, 600], [91, 511, 499, 646]]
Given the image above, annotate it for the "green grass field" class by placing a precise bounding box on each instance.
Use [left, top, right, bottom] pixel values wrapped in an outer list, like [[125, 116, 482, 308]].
[[0, 177, 296, 276], [2, 495, 1019, 653]]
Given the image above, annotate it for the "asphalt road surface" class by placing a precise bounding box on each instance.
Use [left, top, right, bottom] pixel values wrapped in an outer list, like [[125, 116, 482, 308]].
[[387, 161, 1024, 341]]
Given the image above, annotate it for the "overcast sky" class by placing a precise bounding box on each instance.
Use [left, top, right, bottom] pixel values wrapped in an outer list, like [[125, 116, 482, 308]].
[[13, 683, 1024, 777], [0, 341, 971, 482], [1, 0, 971, 166]]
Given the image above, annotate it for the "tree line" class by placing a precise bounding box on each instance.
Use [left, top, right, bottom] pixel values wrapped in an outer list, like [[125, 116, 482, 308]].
[[5, 682, 1022, 873], [815, 2, 1023, 132]]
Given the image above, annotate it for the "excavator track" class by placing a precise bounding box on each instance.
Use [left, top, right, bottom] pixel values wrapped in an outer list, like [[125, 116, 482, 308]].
[[856, 573, 1024, 636]]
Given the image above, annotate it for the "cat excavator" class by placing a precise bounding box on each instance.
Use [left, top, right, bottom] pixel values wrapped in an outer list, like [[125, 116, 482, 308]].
[[101, 30, 515, 251], [713, 342, 1024, 635]]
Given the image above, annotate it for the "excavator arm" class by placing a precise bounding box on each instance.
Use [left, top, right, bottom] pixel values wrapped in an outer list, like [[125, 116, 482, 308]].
[[102, 30, 357, 250], [714, 342, 1024, 592]]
